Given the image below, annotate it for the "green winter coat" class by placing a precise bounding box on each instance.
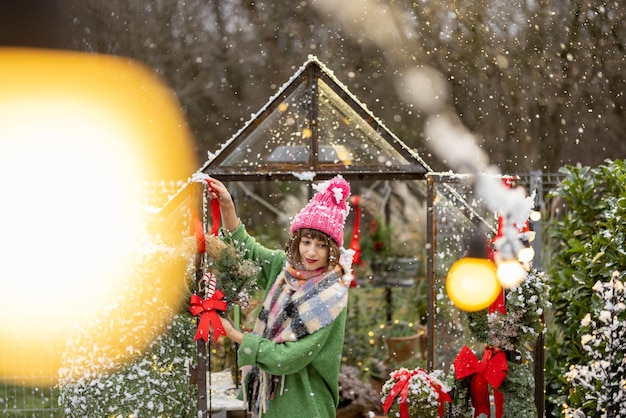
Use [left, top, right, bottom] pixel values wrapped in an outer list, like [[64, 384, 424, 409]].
[[230, 222, 347, 418]]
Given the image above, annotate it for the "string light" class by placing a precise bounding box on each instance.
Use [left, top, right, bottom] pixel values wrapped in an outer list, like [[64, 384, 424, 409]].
[[529, 209, 542, 222], [496, 259, 527, 289], [517, 244, 535, 264], [446, 235, 502, 312]]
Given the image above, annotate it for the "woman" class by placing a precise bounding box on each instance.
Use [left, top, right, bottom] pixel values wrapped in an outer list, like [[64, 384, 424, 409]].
[[206, 175, 353, 418]]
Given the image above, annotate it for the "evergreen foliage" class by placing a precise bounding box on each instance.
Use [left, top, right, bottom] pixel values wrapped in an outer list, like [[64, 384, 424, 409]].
[[563, 272, 625, 418], [59, 313, 198, 417], [545, 159, 626, 417]]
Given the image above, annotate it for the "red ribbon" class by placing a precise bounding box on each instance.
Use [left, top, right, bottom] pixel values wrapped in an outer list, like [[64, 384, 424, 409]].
[[189, 291, 228, 342], [190, 179, 222, 253], [190, 184, 206, 253], [488, 217, 506, 314], [453, 345, 508, 418], [348, 195, 362, 287], [383, 368, 451, 418], [209, 187, 221, 236]]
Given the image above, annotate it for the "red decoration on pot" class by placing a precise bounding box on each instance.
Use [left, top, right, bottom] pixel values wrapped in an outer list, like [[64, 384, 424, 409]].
[[383, 368, 451, 418], [453, 345, 508, 418]]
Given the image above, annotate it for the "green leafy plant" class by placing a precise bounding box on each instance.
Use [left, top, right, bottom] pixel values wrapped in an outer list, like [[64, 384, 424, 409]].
[[451, 268, 549, 418], [360, 217, 422, 263], [203, 231, 260, 311], [467, 269, 550, 360], [360, 217, 394, 264], [370, 320, 426, 369], [544, 159, 626, 417]]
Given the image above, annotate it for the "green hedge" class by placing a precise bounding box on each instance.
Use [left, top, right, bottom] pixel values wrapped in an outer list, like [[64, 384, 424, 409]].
[[545, 159, 626, 417]]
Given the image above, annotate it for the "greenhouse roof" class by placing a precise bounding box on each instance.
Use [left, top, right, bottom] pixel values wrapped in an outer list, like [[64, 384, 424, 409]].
[[198, 55, 432, 182]]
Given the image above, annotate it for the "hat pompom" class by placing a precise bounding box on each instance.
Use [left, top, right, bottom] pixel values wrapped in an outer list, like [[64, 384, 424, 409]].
[[327, 176, 350, 205]]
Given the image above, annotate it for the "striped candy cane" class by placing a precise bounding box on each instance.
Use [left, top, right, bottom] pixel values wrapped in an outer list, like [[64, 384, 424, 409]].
[[203, 272, 217, 299]]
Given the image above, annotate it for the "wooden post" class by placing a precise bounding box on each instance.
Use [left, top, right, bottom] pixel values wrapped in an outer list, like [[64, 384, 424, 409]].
[[426, 175, 436, 371], [534, 318, 545, 417], [191, 182, 209, 417]]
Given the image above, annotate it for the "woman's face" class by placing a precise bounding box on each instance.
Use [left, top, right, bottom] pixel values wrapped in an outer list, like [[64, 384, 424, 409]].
[[298, 235, 330, 271]]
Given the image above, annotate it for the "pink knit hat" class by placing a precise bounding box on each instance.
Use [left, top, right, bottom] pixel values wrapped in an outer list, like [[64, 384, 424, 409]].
[[290, 175, 351, 246]]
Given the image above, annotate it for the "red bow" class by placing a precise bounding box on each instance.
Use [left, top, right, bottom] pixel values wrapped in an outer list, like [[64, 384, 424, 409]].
[[189, 291, 227, 342], [453, 346, 508, 418], [383, 368, 451, 418]]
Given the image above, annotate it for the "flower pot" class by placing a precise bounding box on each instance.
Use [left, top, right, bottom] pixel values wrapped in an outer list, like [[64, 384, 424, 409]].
[[336, 401, 363, 418], [386, 333, 422, 362], [380, 323, 427, 363], [369, 374, 385, 397]]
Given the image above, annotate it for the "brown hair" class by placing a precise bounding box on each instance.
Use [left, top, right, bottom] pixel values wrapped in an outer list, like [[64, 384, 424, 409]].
[[285, 228, 341, 270]]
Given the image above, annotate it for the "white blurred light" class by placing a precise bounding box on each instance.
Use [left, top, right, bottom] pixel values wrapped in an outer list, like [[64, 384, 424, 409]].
[[518, 245, 535, 263], [530, 210, 542, 222], [497, 259, 526, 289]]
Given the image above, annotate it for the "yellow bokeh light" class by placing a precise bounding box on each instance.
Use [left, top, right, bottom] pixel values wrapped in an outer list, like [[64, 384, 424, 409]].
[[446, 257, 502, 312], [0, 48, 197, 386]]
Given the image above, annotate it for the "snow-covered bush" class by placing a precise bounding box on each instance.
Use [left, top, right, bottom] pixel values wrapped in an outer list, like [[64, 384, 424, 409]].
[[59, 312, 198, 417], [57, 240, 199, 417], [562, 271, 625, 418], [545, 159, 626, 416]]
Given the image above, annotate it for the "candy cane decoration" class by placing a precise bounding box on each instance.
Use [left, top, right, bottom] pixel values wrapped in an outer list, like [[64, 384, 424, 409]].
[[204, 272, 217, 299]]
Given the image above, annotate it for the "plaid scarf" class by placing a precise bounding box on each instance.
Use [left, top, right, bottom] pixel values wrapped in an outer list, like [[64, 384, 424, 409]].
[[245, 265, 348, 416]]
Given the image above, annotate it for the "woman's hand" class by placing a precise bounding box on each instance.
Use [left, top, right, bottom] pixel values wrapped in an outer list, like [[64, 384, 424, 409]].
[[204, 177, 239, 232], [219, 316, 244, 345]]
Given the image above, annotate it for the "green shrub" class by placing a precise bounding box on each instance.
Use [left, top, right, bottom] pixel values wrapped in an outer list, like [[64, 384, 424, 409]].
[[59, 313, 198, 417], [545, 159, 626, 417]]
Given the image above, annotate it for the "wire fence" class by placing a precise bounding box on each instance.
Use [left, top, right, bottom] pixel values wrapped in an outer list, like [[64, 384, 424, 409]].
[[1, 382, 61, 417]]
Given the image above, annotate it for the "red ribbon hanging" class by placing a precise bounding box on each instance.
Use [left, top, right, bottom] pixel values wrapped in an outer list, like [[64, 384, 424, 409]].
[[189, 291, 228, 342], [489, 216, 506, 314], [190, 184, 207, 253], [383, 368, 451, 418], [453, 345, 508, 418], [490, 176, 531, 314], [188, 178, 227, 342], [348, 195, 362, 287], [208, 183, 221, 236], [190, 179, 222, 253]]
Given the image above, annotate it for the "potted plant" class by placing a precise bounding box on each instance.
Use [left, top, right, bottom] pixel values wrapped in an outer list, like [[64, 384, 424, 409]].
[[381, 367, 451, 418], [337, 365, 384, 418], [371, 320, 427, 364]]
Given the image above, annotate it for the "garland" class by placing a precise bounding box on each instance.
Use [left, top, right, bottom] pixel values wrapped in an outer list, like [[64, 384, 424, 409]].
[[204, 231, 260, 311], [466, 269, 550, 361], [185, 176, 260, 342], [449, 269, 551, 417]]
